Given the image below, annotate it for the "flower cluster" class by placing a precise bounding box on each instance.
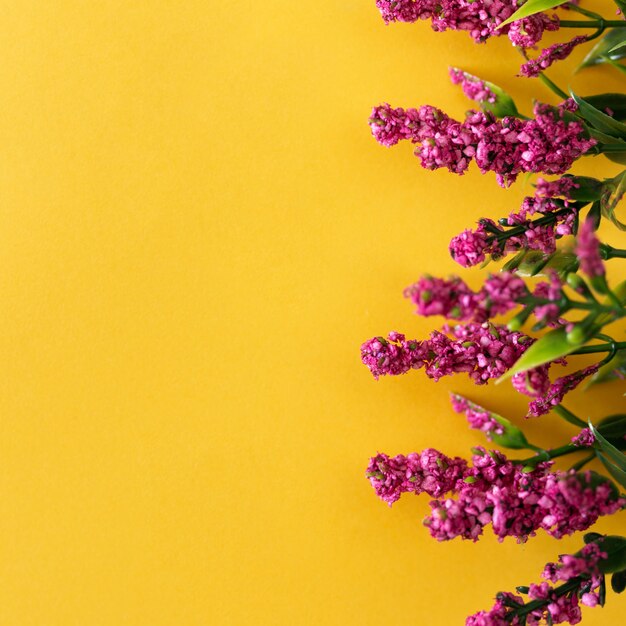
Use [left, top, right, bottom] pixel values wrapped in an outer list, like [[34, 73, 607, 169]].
[[450, 394, 504, 439], [375, 0, 560, 46], [527, 364, 600, 417], [427, 451, 623, 542], [366, 450, 467, 505], [403, 272, 527, 322], [520, 36, 589, 78], [367, 446, 624, 543], [369, 101, 595, 187], [361, 323, 531, 384], [468, 542, 608, 624], [449, 197, 579, 267]]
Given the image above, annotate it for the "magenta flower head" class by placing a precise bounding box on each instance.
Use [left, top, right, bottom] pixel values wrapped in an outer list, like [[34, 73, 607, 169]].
[[360, 332, 427, 379], [366, 450, 467, 506], [519, 36, 588, 78], [576, 218, 605, 278], [507, 13, 560, 48], [527, 364, 600, 417], [449, 67, 495, 105]]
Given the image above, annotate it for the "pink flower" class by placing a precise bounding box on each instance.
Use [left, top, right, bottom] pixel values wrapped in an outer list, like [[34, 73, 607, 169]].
[[449, 68, 496, 104], [450, 394, 504, 439], [370, 101, 595, 187], [576, 218, 605, 277], [360, 332, 427, 379], [366, 450, 467, 505], [507, 13, 560, 48], [527, 364, 600, 417], [519, 36, 588, 78], [571, 428, 595, 447]]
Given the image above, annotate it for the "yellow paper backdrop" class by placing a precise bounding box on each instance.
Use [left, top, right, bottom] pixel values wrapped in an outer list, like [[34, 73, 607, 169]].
[[0, 1, 625, 624]]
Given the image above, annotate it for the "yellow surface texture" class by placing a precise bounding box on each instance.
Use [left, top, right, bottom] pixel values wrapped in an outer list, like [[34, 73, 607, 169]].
[[0, 1, 625, 624]]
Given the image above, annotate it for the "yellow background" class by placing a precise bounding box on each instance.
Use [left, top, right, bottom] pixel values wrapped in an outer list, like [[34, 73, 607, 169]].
[[0, 1, 625, 624]]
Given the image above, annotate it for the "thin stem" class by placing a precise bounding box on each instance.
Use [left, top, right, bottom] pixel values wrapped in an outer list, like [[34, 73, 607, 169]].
[[553, 404, 587, 428], [571, 452, 595, 471], [518, 442, 580, 465], [572, 341, 626, 355], [604, 245, 626, 259], [560, 20, 626, 27], [537, 72, 570, 100]]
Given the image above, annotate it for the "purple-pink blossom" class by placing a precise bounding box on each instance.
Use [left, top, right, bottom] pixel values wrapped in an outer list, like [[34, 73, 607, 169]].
[[519, 36, 588, 78], [468, 543, 608, 624], [426, 450, 623, 542], [403, 272, 526, 322], [449, 68, 495, 104], [528, 364, 600, 417], [572, 428, 595, 447], [576, 218, 605, 277], [366, 450, 467, 505], [375, 0, 560, 47], [507, 13, 560, 48], [362, 323, 533, 386], [369, 101, 595, 187], [450, 394, 504, 439]]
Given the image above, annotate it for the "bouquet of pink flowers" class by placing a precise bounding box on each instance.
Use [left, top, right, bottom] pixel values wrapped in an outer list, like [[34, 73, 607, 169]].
[[361, 1, 626, 623]]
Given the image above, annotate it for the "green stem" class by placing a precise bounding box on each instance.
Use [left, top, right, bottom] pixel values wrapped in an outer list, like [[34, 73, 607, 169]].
[[600, 144, 626, 153], [519, 442, 581, 465], [571, 452, 595, 471], [604, 245, 626, 259], [572, 341, 626, 355], [554, 404, 587, 428], [512, 579, 583, 619], [560, 20, 626, 27]]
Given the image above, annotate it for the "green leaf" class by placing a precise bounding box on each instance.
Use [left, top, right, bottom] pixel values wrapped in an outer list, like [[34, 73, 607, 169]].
[[584, 94, 626, 121], [571, 90, 626, 140], [611, 570, 626, 593], [450, 68, 520, 118], [598, 452, 626, 490], [578, 29, 626, 71], [498, 0, 568, 28], [450, 394, 530, 449], [600, 170, 626, 231], [497, 327, 586, 383], [592, 536, 626, 574], [590, 420, 626, 472], [598, 414, 626, 445], [515, 249, 578, 277]]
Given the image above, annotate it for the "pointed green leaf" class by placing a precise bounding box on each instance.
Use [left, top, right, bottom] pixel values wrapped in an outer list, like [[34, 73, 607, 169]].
[[497, 327, 585, 382], [571, 91, 626, 140], [498, 0, 567, 28], [450, 68, 520, 118], [578, 29, 626, 71], [600, 170, 626, 231], [589, 536, 626, 574], [598, 452, 626, 490], [590, 420, 626, 472], [584, 94, 626, 121], [515, 249, 578, 277], [611, 570, 626, 593], [450, 394, 530, 449]]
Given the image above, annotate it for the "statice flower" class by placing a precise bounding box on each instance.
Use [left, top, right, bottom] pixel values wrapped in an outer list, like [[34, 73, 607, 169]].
[[403, 272, 526, 322], [449, 67, 495, 104], [366, 450, 467, 505], [519, 36, 589, 78], [576, 218, 605, 277], [532, 273, 565, 325], [360, 332, 427, 379], [369, 101, 595, 187], [469, 543, 608, 625], [528, 364, 600, 417], [534, 175, 580, 199], [507, 13, 560, 48], [572, 428, 595, 447], [450, 394, 504, 439], [426, 450, 623, 542], [450, 201, 578, 267], [375, 0, 561, 46], [511, 364, 553, 398]]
